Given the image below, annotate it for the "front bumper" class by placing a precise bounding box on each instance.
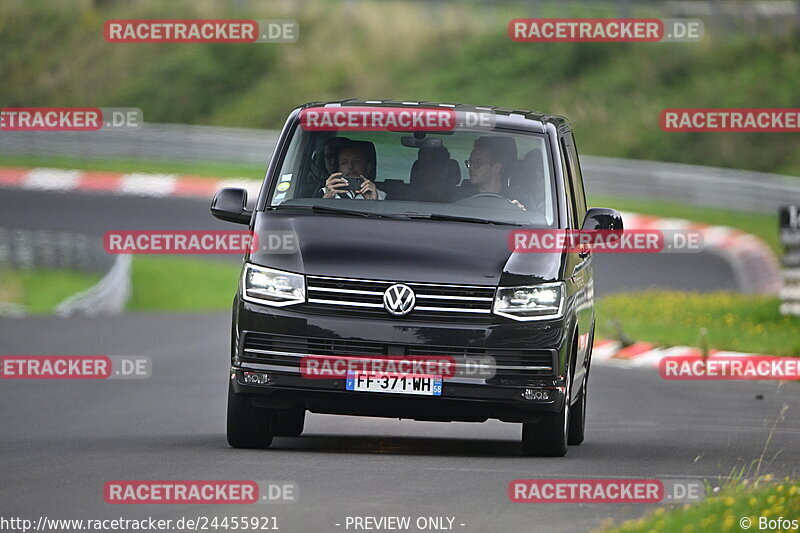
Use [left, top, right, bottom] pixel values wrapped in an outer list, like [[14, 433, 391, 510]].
[[231, 297, 573, 423]]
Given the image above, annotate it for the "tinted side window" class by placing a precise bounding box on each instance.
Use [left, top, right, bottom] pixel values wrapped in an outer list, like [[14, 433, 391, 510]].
[[560, 137, 579, 229], [564, 132, 587, 224]]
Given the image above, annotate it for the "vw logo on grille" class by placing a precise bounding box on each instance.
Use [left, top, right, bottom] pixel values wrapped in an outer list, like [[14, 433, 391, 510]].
[[383, 284, 416, 316]]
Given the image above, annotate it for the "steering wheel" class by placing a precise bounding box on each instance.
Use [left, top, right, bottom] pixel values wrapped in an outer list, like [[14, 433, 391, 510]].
[[453, 193, 517, 207], [467, 193, 512, 201]]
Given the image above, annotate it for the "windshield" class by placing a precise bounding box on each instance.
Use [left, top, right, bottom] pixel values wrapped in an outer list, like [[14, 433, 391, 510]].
[[266, 118, 557, 227]]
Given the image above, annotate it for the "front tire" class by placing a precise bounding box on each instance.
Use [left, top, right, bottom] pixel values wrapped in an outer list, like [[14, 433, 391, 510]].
[[273, 406, 306, 437], [567, 371, 588, 445], [521, 369, 571, 457], [226, 379, 275, 449]]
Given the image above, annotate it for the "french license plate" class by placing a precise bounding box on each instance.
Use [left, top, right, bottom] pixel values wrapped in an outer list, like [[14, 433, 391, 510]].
[[346, 372, 442, 396]]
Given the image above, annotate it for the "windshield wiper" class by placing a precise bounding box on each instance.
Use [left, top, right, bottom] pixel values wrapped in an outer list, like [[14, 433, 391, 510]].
[[408, 213, 524, 226], [270, 204, 405, 219]]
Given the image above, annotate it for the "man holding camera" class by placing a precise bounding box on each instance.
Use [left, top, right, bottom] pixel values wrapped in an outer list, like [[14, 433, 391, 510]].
[[322, 141, 386, 200]]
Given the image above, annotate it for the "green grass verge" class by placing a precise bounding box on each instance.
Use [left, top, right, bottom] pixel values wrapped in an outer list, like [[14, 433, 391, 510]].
[[127, 256, 240, 312], [599, 477, 799, 533], [596, 291, 800, 356], [0, 269, 101, 314], [0, 154, 264, 180], [588, 195, 781, 255]]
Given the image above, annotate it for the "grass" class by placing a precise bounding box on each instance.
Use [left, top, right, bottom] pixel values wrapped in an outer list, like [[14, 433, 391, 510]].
[[0, 269, 101, 314], [1, 258, 241, 315], [127, 256, 240, 311], [0, 154, 264, 180], [596, 290, 800, 356], [1, 0, 800, 176], [597, 476, 799, 533]]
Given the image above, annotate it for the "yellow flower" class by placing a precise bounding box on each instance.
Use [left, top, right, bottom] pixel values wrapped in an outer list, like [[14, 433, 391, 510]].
[[724, 496, 735, 506], [700, 517, 715, 529], [722, 516, 735, 531], [681, 524, 694, 533]]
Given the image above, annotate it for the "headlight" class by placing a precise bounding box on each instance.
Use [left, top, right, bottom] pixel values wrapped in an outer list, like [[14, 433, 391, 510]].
[[241, 263, 305, 307], [493, 282, 565, 321]]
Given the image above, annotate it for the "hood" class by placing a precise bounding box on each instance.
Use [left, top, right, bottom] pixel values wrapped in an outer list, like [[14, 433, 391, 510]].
[[249, 211, 564, 286]]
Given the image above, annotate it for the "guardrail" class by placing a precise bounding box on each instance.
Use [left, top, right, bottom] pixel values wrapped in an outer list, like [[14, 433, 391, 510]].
[[0, 228, 131, 317], [2, 123, 798, 214]]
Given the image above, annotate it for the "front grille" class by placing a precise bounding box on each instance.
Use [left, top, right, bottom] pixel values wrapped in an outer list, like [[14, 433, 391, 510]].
[[240, 331, 556, 378], [305, 275, 495, 318], [244, 331, 384, 357]]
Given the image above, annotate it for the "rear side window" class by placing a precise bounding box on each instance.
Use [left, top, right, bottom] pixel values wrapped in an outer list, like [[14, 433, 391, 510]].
[[561, 133, 587, 228]]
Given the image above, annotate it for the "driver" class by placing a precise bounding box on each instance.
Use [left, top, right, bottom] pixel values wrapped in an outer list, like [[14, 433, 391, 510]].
[[322, 141, 386, 200], [450, 136, 528, 210]]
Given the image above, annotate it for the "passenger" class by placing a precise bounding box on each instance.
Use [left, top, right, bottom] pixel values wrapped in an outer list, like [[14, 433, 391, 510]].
[[322, 141, 386, 200], [520, 148, 547, 216], [323, 136, 351, 175], [308, 137, 351, 197], [450, 136, 529, 210]]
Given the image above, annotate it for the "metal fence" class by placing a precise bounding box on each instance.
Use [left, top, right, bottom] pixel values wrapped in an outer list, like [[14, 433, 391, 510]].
[[0, 228, 131, 317]]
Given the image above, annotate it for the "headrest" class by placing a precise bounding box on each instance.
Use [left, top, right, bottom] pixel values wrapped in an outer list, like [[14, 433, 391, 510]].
[[474, 136, 518, 175]]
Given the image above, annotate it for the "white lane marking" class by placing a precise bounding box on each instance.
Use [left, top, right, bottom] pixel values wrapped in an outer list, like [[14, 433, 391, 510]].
[[119, 173, 178, 196], [217, 179, 261, 200], [24, 168, 82, 191], [592, 341, 621, 361]]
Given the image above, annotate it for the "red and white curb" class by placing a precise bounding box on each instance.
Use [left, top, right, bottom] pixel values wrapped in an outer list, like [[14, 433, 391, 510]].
[[619, 211, 781, 294], [0, 166, 262, 199], [592, 339, 768, 369], [0, 166, 780, 294]]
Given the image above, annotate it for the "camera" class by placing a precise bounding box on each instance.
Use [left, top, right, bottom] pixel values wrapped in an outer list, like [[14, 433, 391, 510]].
[[342, 175, 364, 191]]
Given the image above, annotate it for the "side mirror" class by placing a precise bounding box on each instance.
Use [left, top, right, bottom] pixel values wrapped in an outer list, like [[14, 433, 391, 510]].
[[210, 188, 252, 225], [581, 207, 623, 231]]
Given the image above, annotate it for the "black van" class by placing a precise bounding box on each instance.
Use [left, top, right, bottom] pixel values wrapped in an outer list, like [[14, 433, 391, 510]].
[[211, 100, 622, 456]]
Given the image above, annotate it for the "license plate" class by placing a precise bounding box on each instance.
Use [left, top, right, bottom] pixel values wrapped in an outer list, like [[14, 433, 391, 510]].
[[346, 372, 442, 396]]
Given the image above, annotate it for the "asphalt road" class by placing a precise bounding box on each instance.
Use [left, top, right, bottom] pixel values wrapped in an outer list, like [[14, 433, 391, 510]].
[[0, 188, 756, 533], [1, 312, 798, 533], [0, 189, 738, 295]]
